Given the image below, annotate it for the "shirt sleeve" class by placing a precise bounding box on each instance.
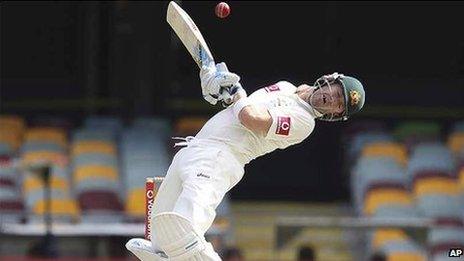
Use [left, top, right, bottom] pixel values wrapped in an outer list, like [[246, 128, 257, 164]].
[[264, 106, 315, 143], [248, 81, 297, 99]]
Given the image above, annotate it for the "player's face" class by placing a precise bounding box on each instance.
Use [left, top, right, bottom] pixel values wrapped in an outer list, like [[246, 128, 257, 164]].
[[309, 82, 345, 115]]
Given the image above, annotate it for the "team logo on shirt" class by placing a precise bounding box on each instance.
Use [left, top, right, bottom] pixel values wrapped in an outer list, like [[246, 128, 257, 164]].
[[265, 84, 280, 92], [276, 116, 291, 136]]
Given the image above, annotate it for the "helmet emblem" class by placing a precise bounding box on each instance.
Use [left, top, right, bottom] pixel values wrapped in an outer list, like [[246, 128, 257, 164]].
[[349, 90, 361, 106]]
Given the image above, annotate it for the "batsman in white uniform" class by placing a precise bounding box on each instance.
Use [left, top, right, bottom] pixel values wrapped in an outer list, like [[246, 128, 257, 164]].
[[126, 62, 366, 260]]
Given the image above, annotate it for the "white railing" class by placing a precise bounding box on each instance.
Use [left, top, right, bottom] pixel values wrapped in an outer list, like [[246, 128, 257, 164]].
[[0, 222, 225, 237]]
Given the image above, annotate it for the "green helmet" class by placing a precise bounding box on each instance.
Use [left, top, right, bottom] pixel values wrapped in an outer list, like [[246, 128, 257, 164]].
[[313, 72, 366, 122]]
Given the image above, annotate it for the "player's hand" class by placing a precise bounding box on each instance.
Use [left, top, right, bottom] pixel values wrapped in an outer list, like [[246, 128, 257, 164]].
[[219, 83, 245, 107], [200, 62, 240, 105]]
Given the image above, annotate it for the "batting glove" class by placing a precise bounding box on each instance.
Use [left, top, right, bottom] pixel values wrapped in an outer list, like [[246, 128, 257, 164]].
[[200, 62, 240, 105]]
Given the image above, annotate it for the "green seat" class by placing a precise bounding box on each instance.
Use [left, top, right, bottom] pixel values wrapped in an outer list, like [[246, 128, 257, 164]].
[[393, 121, 441, 142]]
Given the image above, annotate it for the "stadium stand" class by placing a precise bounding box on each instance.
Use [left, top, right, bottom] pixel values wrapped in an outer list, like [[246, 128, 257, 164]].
[[4, 114, 463, 260], [348, 120, 464, 260], [122, 117, 171, 220], [71, 124, 123, 223]]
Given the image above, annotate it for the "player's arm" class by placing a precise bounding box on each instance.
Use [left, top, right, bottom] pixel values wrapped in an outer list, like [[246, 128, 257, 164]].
[[236, 103, 315, 143], [238, 105, 272, 137], [229, 89, 271, 137], [199, 62, 271, 136]]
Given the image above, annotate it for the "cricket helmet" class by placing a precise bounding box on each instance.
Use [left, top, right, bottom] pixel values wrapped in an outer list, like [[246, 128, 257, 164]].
[[313, 72, 365, 122]]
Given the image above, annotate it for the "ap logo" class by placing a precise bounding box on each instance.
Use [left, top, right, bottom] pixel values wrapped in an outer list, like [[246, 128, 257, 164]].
[[449, 248, 463, 258]]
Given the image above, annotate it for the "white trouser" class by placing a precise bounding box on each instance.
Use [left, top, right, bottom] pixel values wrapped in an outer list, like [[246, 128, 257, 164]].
[[151, 141, 244, 259]]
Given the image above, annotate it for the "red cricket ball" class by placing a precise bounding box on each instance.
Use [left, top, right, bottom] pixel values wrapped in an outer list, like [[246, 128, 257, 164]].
[[215, 2, 230, 19]]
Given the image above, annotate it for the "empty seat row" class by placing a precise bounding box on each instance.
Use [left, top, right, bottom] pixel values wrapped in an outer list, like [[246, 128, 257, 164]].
[[348, 120, 464, 260]]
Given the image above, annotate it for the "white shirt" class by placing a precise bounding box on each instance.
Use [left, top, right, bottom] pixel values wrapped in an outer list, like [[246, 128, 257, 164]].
[[193, 81, 316, 165]]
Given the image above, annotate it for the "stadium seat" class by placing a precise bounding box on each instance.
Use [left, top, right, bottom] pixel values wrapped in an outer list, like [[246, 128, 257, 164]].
[[407, 143, 455, 181], [429, 226, 464, 261], [21, 166, 73, 210], [428, 227, 464, 246], [0, 180, 24, 219], [74, 165, 118, 183], [132, 117, 171, 139], [0, 115, 25, 133], [0, 156, 16, 183], [71, 141, 116, 156], [413, 176, 460, 197], [121, 121, 171, 220], [452, 120, 464, 133], [19, 126, 79, 223], [0, 143, 12, 156], [352, 157, 407, 214], [363, 187, 413, 216], [21, 142, 65, 154], [23, 174, 69, 195], [459, 167, 464, 190], [174, 117, 208, 136], [415, 194, 463, 219], [72, 153, 117, 168], [74, 178, 120, 194], [22, 151, 66, 166], [84, 116, 123, 133], [370, 229, 427, 261], [372, 229, 408, 249], [0, 114, 25, 154], [393, 121, 441, 143], [78, 190, 122, 211], [348, 123, 464, 260], [385, 252, 426, 261], [125, 187, 147, 218], [21, 127, 68, 167], [70, 127, 123, 221], [24, 188, 69, 209], [381, 241, 426, 257], [72, 128, 117, 143], [32, 198, 79, 218], [0, 200, 24, 212], [0, 131, 21, 155], [361, 142, 408, 166], [24, 127, 67, 148], [372, 205, 418, 218], [348, 132, 394, 160], [71, 128, 120, 181], [448, 132, 464, 154]]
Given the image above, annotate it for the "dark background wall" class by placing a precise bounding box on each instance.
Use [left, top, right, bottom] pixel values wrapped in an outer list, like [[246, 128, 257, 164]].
[[2, 1, 464, 201]]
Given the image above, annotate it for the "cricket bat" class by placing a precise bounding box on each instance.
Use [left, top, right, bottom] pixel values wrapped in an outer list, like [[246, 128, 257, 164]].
[[166, 1, 240, 105], [166, 1, 215, 69]]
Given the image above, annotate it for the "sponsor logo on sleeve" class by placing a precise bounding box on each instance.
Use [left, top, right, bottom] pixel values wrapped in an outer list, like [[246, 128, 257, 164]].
[[265, 84, 280, 93], [276, 116, 291, 136]]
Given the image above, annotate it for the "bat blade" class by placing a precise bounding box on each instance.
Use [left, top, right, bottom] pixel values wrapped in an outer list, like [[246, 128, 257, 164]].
[[166, 1, 215, 69]]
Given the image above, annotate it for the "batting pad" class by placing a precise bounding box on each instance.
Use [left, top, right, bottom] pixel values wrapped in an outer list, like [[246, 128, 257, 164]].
[[125, 238, 167, 261], [153, 212, 210, 260]]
